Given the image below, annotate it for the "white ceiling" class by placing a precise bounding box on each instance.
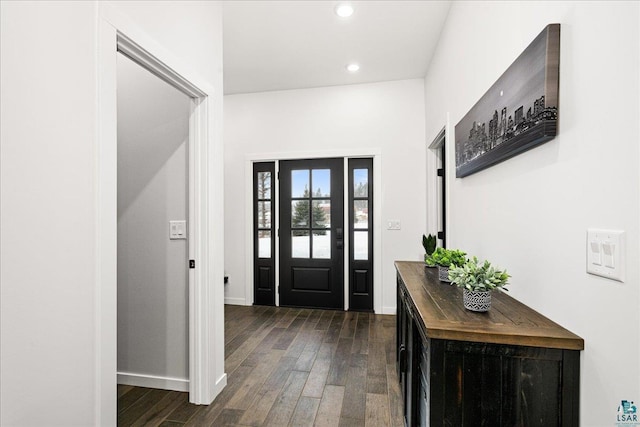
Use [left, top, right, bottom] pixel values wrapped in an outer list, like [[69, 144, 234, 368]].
[[223, 1, 452, 95]]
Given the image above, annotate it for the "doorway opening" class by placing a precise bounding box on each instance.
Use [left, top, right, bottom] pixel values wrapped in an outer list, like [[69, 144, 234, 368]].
[[428, 127, 446, 248], [116, 52, 191, 392], [98, 15, 225, 418]]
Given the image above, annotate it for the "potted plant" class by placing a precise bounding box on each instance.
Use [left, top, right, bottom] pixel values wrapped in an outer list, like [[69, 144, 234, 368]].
[[422, 234, 437, 267], [426, 248, 466, 282], [448, 257, 510, 312]]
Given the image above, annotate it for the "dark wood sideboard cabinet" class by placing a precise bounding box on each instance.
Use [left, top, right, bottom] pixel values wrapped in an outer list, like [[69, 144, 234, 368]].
[[395, 261, 584, 427]]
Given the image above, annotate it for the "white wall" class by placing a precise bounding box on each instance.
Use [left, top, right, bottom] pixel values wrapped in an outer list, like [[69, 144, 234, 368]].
[[117, 54, 190, 387], [423, 2, 639, 425], [0, 1, 224, 425], [0, 2, 98, 425], [224, 79, 426, 313]]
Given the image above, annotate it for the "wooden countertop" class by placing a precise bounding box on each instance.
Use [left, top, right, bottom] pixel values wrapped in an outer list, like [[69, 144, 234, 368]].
[[395, 261, 584, 351]]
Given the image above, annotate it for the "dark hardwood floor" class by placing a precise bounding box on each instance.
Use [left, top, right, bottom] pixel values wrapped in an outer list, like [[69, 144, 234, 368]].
[[118, 305, 403, 426]]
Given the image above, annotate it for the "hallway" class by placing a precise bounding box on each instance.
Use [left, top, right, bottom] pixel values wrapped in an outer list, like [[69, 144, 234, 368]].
[[117, 305, 403, 426]]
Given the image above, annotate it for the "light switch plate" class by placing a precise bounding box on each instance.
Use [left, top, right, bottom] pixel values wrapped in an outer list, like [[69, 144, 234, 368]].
[[587, 228, 624, 282], [387, 220, 401, 230], [170, 220, 187, 240]]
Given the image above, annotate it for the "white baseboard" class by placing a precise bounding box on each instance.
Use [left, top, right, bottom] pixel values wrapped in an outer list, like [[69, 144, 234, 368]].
[[211, 373, 227, 402], [382, 305, 397, 315], [224, 297, 247, 305], [117, 372, 189, 392]]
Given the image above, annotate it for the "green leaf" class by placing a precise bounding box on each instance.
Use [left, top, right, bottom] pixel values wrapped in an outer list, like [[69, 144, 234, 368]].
[[448, 256, 510, 291]]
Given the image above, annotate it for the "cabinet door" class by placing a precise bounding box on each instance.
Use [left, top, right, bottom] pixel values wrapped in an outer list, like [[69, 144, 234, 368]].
[[417, 338, 430, 427], [429, 340, 572, 426], [397, 280, 406, 380], [397, 279, 417, 426], [403, 314, 415, 426], [400, 297, 420, 425]]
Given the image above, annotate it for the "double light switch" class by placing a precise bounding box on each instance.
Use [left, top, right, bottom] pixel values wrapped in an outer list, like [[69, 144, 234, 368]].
[[170, 220, 187, 240], [587, 229, 624, 282]]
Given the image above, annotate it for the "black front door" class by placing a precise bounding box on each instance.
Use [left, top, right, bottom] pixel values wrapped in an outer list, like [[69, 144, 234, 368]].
[[279, 158, 344, 309]]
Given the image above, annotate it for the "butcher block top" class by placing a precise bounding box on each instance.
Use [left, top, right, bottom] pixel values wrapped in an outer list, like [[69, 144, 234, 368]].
[[395, 261, 584, 351]]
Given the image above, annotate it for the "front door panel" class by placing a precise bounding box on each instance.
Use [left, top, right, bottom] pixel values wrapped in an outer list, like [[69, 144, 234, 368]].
[[279, 158, 344, 309]]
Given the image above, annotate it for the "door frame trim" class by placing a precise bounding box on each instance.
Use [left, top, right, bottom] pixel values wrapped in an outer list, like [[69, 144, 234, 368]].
[[426, 114, 452, 249], [97, 5, 225, 424], [244, 149, 382, 313]]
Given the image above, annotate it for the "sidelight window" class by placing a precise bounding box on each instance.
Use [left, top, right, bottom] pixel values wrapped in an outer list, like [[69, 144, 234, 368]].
[[253, 162, 276, 306], [352, 168, 370, 261], [349, 158, 374, 311]]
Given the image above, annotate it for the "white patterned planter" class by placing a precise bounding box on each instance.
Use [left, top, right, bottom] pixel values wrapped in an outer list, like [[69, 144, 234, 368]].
[[438, 265, 450, 282], [463, 289, 492, 312]]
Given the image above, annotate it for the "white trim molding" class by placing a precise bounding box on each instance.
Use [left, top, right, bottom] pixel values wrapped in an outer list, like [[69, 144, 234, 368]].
[[426, 126, 444, 238], [343, 158, 350, 311], [117, 372, 189, 393], [382, 306, 397, 315], [95, 16, 118, 427], [444, 113, 453, 248], [97, 5, 225, 424], [426, 115, 451, 247]]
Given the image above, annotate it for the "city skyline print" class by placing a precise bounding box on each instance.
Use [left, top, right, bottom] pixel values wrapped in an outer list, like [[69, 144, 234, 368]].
[[455, 24, 560, 178]]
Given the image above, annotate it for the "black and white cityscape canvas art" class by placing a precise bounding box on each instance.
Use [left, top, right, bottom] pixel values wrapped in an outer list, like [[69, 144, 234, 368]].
[[455, 24, 560, 178]]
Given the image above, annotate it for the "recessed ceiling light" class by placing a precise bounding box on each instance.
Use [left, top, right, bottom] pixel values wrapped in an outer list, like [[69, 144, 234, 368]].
[[346, 63, 360, 72], [335, 3, 354, 18]]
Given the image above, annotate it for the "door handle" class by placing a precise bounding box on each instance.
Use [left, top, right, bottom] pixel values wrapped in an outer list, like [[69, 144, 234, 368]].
[[337, 241, 343, 249], [336, 228, 343, 239], [399, 345, 407, 373]]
